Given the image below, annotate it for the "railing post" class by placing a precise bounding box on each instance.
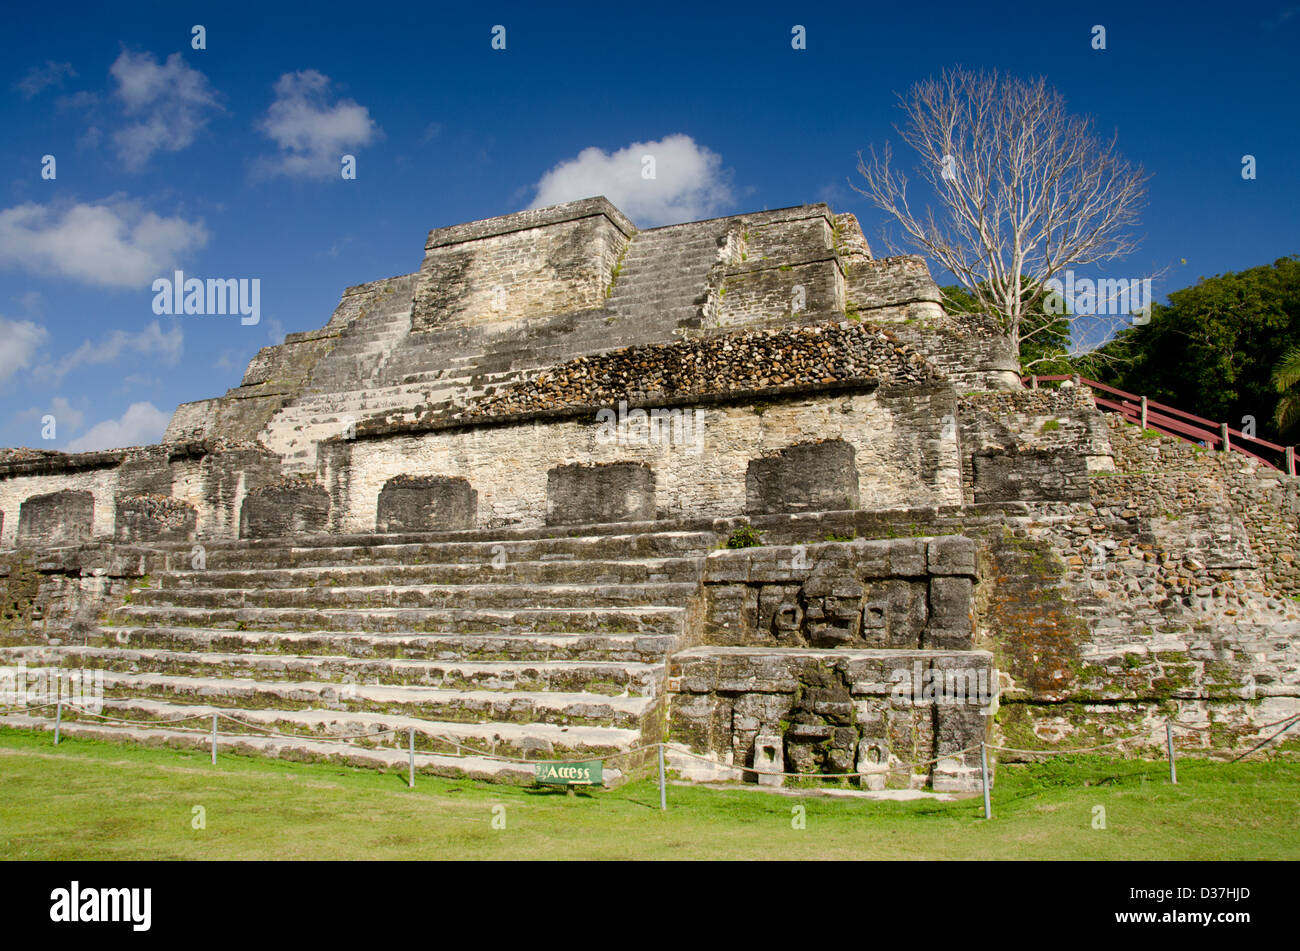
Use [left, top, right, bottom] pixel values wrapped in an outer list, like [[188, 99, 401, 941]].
[[1166, 722, 1177, 784], [211, 713, 217, 765], [1220, 423, 1230, 452], [1287, 446, 1296, 477], [980, 742, 992, 820], [1140, 396, 1148, 431], [1030, 375, 1038, 390], [54, 698, 62, 746], [657, 743, 667, 811], [408, 728, 415, 789]]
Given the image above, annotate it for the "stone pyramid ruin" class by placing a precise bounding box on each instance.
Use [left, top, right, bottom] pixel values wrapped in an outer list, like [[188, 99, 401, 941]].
[[1, 197, 1296, 787]]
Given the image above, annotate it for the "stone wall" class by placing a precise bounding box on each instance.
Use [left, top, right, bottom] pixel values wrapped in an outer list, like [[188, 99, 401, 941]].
[[958, 386, 1114, 502], [322, 389, 965, 534], [0, 543, 156, 646], [411, 198, 634, 333], [888, 311, 1021, 390], [0, 462, 120, 548], [844, 255, 946, 322], [1100, 415, 1300, 598]]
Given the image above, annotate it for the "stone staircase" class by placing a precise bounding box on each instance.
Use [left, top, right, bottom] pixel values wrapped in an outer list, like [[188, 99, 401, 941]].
[[0, 526, 716, 783], [257, 223, 733, 472], [604, 219, 728, 329]]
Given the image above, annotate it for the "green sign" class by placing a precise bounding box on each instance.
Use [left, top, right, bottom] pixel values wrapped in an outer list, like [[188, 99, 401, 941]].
[[534, 760, 603, 786]]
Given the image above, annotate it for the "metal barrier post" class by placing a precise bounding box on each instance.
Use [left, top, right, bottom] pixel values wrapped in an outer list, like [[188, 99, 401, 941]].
[[1166, 722, 1177, 784], [54, 699, 61, 746], [980, 742, 992, 820], [408, 728, 415, 789], [211, 713, 217, 765], [657, 743, 667, 811]]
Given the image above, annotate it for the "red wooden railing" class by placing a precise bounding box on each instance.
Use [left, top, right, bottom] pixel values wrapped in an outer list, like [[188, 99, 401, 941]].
[[1023, 374, 1298, 477]]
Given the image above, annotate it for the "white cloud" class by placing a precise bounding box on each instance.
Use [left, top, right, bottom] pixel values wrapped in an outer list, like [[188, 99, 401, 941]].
[[16, 61, 77, 99], [65, 401, 170, 452], [109, 51, 220, 169], [34, 320, 183, 385], [528, 134, 734, 227], [254, 70, 380, 179], [0, 198, 208, 288], [0, 316, 48, 384], [13, 396, 86, 437]]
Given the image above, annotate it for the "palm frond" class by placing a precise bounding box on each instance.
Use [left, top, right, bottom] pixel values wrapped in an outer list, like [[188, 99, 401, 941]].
[[1271, 345, 1300, 392]]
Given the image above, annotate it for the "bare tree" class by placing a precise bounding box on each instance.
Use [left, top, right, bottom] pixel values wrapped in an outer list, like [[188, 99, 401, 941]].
[[853, 68, 1152, 369]]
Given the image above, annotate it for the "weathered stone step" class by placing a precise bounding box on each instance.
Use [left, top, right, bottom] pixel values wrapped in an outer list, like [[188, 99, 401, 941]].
[[150, 531, 720, 570], [153, 556, 704, 591], [3, 646, 662, 695], [0, 714, 618, 784], [127, 581, 699, 611], [609, 277, 707, 292], [22, 667, 657, 728], [89, 625, 679, 663], [85, 698, 640, 758], [107, 604, 688, 636]]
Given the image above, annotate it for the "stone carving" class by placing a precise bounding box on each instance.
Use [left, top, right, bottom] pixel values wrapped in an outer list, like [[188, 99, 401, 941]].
[[783, 665, 859, 776]]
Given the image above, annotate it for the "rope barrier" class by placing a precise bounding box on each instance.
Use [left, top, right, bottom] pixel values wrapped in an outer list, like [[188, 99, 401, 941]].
[[1227, 715, 1300, 764], [3, 702, 1297, 774], [667, 742, 984, 778], [987, 736, 1137, 756]]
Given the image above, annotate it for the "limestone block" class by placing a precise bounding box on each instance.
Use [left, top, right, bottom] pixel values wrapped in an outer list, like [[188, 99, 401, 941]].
[[376, 475, 477, 533], [927, 535, 977, 576], [746, 439, 860, 516], [929, 576, 974, 633], [17, 490, 94, 546], [115, 495, 198, 543], [545, 461, 655, 526], [239, 481, 330, 538], [972, 448, 1089, 503]]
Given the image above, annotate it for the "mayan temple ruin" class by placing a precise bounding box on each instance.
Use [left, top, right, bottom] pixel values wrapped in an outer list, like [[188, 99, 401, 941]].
[[1, 196, 1297, 788]]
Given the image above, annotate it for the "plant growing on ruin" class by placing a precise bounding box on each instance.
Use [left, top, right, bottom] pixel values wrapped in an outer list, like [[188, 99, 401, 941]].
[[854, 68, 1152, 371], [725, 525, 763, 548]]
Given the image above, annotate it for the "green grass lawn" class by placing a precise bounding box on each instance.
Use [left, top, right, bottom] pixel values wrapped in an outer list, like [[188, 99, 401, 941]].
[[1, 727, 1297, 860]]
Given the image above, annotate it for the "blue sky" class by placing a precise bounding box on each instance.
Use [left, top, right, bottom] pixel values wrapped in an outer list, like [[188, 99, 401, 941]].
[[1, 0, 1296, 451]]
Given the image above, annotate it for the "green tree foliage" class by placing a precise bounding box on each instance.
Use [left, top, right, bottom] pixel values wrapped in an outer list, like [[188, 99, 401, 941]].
[[1085, 257, 1300, 443]]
